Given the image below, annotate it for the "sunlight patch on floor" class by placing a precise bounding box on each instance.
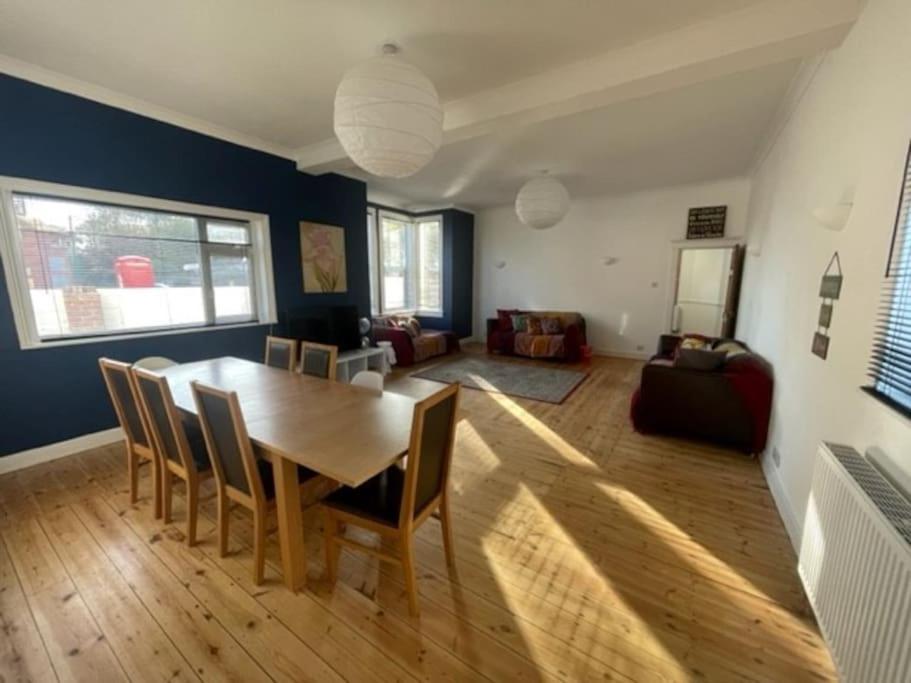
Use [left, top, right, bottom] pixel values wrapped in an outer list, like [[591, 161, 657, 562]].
[[480, 481, 685, 678], [467, 378, 600, 469]]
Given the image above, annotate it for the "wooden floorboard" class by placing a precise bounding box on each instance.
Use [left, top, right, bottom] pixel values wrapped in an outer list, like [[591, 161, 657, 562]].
[[0, 347, 836, 682]]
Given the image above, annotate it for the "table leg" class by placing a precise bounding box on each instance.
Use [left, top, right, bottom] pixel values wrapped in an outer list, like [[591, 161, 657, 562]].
[[273, 455, 306, 591]]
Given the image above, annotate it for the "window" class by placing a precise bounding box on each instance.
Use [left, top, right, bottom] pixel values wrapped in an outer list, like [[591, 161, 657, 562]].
[[865, 142, 911, 417], [368, 208, 443, 316], [0, 178, 276, 348]]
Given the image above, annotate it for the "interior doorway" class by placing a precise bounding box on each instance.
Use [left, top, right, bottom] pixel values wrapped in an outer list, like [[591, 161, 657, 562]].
[[670, 244, 745, 338]]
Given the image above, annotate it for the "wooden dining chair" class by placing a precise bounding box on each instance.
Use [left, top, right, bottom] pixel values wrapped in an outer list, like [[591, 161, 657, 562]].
[[191, 380, 318, 584], [133, 367, 214, 546], [322, 382, 461, 617], [299, 341, 338, 380], [264, 336, 299, 371], [98, 358, 162, 518], [351, 370, 384, 395]]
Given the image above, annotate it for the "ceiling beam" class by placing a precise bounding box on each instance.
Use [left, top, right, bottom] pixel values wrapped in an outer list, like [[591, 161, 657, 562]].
[[295, 0, 862, 174]]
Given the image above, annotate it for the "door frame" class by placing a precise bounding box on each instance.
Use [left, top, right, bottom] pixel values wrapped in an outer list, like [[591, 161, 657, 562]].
[[665, 238, 743, 335]]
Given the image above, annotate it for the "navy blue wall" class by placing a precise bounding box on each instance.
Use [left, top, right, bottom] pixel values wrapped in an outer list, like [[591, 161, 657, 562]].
[[0, 74, 368, 456], [419, 208, 473, 338]]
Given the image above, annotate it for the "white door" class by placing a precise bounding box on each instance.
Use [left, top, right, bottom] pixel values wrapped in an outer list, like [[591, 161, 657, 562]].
[[671, 247, 733, 337]]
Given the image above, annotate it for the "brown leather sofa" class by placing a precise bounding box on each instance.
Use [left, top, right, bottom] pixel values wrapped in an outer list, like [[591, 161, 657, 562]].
[[630, 335, 773, 455]]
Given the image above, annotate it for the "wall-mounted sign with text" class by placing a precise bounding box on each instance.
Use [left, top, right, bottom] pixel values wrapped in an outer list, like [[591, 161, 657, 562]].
[[687, 205, 727, 239]]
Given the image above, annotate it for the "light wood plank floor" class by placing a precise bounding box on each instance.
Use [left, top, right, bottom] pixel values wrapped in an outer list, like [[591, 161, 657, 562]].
[[0, 348, 836, 682]]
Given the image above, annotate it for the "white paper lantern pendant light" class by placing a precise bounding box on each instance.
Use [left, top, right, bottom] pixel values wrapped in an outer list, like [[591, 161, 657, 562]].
[[515, 172, 570, 230], [334, 43, 443, 178]]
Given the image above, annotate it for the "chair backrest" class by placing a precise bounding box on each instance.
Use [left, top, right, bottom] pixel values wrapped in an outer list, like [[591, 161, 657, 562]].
[[351, 370, 384, 395], [191, 381, 265, 504], [300, 342, 338, 380], [399, 383, 460, 525], [265, 336, 298, 371], [133, 367, 197, 475], [98, 358, 151, 450], [134, 356, 178, 371]]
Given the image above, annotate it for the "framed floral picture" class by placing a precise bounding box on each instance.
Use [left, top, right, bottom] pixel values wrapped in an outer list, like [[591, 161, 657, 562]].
[[300, 221, 347, 293]]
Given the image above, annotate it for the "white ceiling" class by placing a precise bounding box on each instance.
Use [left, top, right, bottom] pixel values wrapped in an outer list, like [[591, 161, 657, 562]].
[[0, 0, 766, 149], [0, 0, 861, 209], [356, 59, 802, 209]]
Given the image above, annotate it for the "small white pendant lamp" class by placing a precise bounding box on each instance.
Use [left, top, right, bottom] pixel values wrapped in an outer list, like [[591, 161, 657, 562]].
[[515, 172, 570, 230], [334, 44, 443, 178]]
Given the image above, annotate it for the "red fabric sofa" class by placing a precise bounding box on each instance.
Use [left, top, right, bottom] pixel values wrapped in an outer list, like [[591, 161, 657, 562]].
[[486, 309, 587, 362], [630, 334, 773, 455], [372, 315, 459, 367]]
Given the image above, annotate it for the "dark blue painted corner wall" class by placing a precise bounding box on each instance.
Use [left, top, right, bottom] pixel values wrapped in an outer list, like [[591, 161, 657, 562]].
[[0, 73, 368, 456], [414, 208, 474, 339]]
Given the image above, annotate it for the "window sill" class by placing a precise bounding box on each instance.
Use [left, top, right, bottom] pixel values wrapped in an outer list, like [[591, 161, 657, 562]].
[[19, 320, 274, 351], [377, 309, 444, 319], [861, 386, 911, 423]]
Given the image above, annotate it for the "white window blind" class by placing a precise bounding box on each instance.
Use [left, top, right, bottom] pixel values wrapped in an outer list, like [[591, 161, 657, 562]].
[[865, 142, 911, 417]]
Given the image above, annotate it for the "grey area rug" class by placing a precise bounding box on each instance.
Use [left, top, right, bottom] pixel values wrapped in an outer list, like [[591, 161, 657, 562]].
[[412, 356, 588, 404]]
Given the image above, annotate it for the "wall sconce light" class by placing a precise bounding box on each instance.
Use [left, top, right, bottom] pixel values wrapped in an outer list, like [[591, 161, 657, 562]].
[[812, 201, 853, 231], [495, 260, 507, 270]]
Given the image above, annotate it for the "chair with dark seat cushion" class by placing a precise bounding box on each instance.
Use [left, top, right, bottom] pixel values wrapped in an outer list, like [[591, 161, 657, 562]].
[[322, 382, 461, 616], [265, 336, 298, 371], [299, 341, 338, 380], [191, 380, 318, 584], [133, 367, 214, 546], [99, 358, 162, 517]]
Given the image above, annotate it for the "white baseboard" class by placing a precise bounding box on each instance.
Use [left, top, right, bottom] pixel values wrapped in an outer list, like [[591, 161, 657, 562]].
[[0, 427, 123, 476], [760, 450, 802, 552], [593, 347, 651, 360]]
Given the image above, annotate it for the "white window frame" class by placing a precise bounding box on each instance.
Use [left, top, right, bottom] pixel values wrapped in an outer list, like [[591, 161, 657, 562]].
[[372, 208, 443, 318], [0, 176, 277, 349]]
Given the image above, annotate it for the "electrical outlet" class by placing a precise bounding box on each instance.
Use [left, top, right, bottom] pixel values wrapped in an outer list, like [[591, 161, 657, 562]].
[[772, 446, 781, 467], [636, 344, 644, 351]]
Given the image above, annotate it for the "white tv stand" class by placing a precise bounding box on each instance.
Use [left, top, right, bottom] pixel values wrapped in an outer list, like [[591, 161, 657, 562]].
[[335, 347, 390, 384]]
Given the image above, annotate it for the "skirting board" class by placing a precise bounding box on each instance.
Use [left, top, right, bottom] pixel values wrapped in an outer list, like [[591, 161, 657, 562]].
[[760, 449, 802, 553], [0, 427, 123, 476]]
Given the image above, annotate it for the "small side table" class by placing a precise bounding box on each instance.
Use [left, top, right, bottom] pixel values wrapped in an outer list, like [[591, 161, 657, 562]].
[[335, 347, 390, 384]]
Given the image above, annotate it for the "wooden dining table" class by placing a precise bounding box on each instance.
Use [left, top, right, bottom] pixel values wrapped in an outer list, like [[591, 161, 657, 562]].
[[161, 356, 417, 591]]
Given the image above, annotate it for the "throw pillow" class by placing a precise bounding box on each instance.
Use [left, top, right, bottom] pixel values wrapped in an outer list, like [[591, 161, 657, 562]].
[[674, 348, 727, 371], [679, 334, 711, 351], [541, 317, 563, 334], [511, 313, 529, 333], [407, 317, 422, 336], [527, 315, 544, 335], [497, 308, 519, 332], [402, 318, 421, 338], [714, 340, 748, 358], [675, 334, 711, 359]]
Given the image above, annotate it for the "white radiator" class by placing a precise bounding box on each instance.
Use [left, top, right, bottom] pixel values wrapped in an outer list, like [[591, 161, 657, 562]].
[[799, 442, 911, 682]]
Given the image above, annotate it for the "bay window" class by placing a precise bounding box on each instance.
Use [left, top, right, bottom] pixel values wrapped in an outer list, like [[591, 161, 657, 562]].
[[367, 207, 443, 316]]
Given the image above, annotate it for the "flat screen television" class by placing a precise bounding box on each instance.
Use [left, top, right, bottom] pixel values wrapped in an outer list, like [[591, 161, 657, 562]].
[[283, 305, 361, 352]]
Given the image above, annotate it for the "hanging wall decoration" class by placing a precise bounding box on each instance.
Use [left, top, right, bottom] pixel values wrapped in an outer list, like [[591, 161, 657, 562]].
[[687, 206, 727, 239], [812, 251, 842, 359], [300, 221, 348, 293]]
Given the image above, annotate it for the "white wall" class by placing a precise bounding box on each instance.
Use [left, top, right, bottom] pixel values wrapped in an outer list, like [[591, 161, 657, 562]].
[[737, 0, 911, 547], [474, 178, 751, 357]]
